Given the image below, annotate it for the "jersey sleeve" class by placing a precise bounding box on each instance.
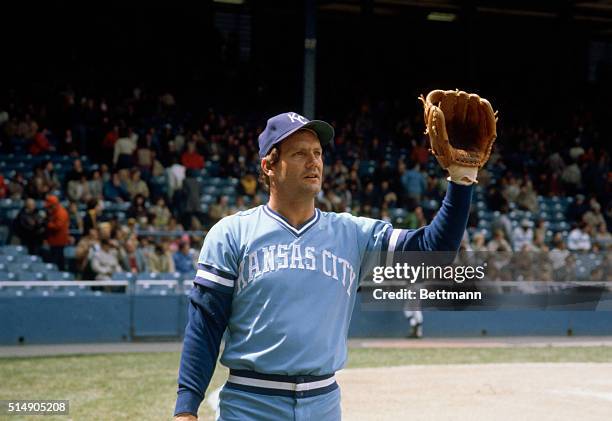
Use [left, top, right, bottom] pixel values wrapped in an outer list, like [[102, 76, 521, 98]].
[[194, 216, 240, 295], [355, 182, 474, 283], [351, 215, 403, 254]]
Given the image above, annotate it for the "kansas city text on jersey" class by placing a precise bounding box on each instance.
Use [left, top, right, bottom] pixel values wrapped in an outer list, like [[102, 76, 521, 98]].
[[236, 243, 357, 296]]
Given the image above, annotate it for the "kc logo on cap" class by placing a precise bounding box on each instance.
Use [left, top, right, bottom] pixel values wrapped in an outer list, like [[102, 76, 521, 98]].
[[287, 112, 309, 124], [258, 111, 335, 158]]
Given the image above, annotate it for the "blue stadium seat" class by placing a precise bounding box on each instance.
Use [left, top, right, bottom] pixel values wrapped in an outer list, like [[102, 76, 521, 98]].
[[0, 255, 15, 263], [0, 271, 17, 281], [157, 272, 181, 281], [0, 198, 23, 209], [575, 265, 589, 281], [391, 208, 407, 219], [552, 203, 566, 212], [64, 246, 76, 259], [423, 199, 439, 211], [1, 245, 27, 255], [112, 272, 135, 282], [6, 262, 30, 272], [136, 272, 160, 281], [28, 262, 58, 272], [28, 287, 54, 297], [477, 210, 492, 221], [138, 284, 174, 295], [538, 211, 551, 221], [553, 212, 565, 222], [56, 285, 91, 296], [45, 271, 75, 281], [477, 220, 491, 230], [14, 254, 42, 264], [221, 186, 236, 196], [203, 185, 219, 195], [0, 287, 26, 297], [16, 272, 45, 281]]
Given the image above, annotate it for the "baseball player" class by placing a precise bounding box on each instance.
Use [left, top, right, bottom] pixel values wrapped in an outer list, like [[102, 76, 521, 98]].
[[174, 92, 497, 420]]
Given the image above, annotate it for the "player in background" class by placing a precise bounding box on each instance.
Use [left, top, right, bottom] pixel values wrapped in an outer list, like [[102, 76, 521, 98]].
[[175, 95, 496, 420]]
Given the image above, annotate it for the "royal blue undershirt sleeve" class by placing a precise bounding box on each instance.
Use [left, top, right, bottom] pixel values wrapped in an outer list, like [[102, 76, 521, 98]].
[[396, 182, 473, 252], [174, 285, 233, 417]]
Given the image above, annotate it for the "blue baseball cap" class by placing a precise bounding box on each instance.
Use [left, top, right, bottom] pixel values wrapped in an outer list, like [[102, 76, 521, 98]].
[[258, 112, 334, 158]]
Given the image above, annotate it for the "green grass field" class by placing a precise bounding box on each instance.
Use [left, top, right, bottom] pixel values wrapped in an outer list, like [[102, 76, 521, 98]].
[[2, 347, 612, 421]]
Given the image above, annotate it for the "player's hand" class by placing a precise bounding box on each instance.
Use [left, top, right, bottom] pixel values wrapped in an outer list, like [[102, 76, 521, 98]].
[[174, 414, 197, 421]]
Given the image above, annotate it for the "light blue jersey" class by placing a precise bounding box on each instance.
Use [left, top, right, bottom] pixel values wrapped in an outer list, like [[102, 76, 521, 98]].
[[194, 205, 395, 375]]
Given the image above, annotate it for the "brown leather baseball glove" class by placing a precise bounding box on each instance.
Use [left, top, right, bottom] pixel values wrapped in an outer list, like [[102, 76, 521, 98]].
[[419, 89, 497, 177]]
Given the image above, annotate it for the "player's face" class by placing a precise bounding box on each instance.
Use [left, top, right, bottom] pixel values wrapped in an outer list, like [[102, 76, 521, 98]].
[[274, 130, 323, 197]]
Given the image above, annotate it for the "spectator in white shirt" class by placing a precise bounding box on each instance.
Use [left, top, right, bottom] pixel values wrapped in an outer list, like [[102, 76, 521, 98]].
[[549, 233, 570, 271], [567, 222, 592, 251], [91, 238, 122, 280], [512, 219, 534, 251]]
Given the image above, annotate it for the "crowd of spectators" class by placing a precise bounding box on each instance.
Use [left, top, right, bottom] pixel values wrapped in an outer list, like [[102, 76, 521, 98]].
[[0, 86, 610, 281]]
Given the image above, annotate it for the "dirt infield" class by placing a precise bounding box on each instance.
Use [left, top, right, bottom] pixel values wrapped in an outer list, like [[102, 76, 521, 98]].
[[336, 363, 612, 421], [348, 337, 612, 349]]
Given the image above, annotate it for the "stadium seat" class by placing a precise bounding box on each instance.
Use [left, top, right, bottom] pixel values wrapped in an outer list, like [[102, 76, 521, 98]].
[[0, 255, 15, 263], [136, 272, 160, 281], [112, 272, 135, 282], [45, 271, 75, 281], [1, 245, 27, 255], [0, 271, 17, 281], [390, 208, 407, 219], [221, 186, 236, 196], [65, 285, 95, 296], [28, 262, 58, 272], [553, 212, 565, 222], [64, 246, 76, 259], [1, 287, 26, 297], [203, 185, 219, 195], [575, 265, 589, 281], [157, 272, 181, 281], [202, 194, 215, 204], [17, 272, 45, 281], [29, 287, 54, 297], [14, 254, 42, 264], [6, 262, 30, 273], [423, 199, 439, 211]]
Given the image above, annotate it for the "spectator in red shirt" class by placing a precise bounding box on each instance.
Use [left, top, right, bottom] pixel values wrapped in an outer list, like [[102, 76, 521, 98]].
[[0, 175, 7, 199], [180, 141, 204, 170], [45, 195, 70, 270], [102, 125, 120, 164], [29, 126, 54, 155], [410, 138, 429, 166]]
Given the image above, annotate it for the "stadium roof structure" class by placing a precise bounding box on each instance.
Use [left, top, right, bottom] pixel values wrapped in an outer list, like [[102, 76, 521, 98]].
[[318, 0, 612, 25]]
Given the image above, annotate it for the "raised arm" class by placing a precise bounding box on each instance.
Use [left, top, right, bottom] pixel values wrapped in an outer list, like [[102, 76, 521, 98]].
[[393, 181, 473, 252]]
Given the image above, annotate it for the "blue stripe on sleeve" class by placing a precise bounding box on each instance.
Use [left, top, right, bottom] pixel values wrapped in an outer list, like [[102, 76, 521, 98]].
[[193, 277, 234, 295], [197, 262, 237, 281]]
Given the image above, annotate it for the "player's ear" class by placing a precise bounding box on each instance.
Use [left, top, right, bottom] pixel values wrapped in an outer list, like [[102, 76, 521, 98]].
[[261, 158, 273, 176]]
